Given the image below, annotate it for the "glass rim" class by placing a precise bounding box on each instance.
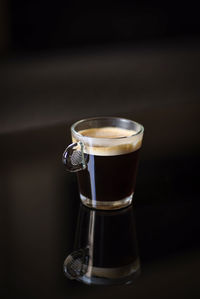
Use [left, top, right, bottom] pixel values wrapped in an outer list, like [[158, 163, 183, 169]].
[[71, 116, 144, 142]]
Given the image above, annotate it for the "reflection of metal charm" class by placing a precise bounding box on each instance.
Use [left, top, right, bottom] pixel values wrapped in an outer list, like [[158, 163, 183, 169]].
[[63, 248, 89, 279]]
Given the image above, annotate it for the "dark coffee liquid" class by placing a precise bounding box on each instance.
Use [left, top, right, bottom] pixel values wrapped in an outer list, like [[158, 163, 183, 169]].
[[77, 149, 140, 202]]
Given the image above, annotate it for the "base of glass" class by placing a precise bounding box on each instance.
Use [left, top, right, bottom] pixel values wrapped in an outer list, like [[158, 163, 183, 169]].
[[76, 258, 140, 285], [80, 193, 134, 210]]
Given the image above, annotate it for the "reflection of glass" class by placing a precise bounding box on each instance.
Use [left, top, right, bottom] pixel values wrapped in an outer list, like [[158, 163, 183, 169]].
[[62, 117, 144, 210], [64, 204, 140, 285]]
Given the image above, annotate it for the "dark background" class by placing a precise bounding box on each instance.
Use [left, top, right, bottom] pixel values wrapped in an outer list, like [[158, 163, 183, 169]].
[[1, 0, 200, 133], [1, 1, 200, 298], [6, 1, 200, 51]]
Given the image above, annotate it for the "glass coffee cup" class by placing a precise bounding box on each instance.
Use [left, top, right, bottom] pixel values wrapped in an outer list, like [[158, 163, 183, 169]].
[[62, 117, 144, 210]]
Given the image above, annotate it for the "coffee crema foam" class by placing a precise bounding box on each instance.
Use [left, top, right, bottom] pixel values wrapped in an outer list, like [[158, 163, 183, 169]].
[[72, 127, 143, 156], [79, 127, 136, 139]]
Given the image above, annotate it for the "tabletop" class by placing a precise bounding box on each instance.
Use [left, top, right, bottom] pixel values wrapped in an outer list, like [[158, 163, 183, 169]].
[[1, 114, 200, 299]]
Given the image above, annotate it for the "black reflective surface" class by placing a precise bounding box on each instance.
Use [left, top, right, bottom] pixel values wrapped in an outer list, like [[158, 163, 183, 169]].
[[63, 204, 140, 285], [1, 119, 200, 298]]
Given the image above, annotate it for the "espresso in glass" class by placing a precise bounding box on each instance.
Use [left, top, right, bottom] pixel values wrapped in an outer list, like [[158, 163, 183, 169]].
[[76, 127, 141, 208], [64, 117, 144, 210]]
